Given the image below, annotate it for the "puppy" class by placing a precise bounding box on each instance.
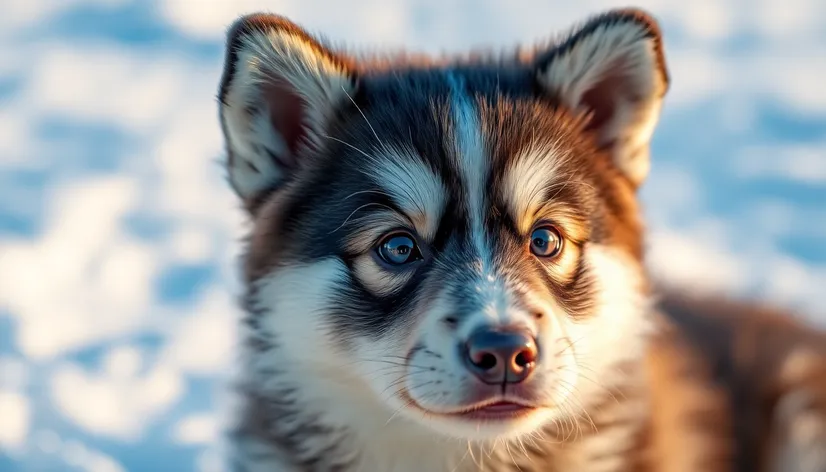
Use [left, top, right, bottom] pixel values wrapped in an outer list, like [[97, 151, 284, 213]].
[[215, 9, 826, 471]]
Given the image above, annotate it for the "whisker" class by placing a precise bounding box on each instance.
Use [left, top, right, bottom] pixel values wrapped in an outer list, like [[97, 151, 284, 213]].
[[354, 358, 433, 370], [342, 85, 385, 148], [343, 189, 393, 201], [556, 379, 599, 435], [466, 440, 481, 470], [383, 383, 436, 425], [321, 134, 424, 228], [384, 395, 418, 425], [324, 134, 373, 159], [328, 202, 396, 234], [504, 440, 522, 471], [380, 376, 414, 397], [449, 445, 471, 472]]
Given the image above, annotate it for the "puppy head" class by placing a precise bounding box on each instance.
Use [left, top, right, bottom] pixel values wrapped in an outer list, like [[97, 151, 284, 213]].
[[219, 10, 667, 441]]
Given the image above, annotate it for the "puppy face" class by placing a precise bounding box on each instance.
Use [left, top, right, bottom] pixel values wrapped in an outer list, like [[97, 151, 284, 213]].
[[220, 10, 668, 441]]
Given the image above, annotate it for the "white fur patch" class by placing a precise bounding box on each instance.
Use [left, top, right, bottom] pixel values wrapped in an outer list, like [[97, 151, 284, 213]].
[[252, 259, 351, 377], [537, 19, 667, 186], [448, 73, 491, 272]]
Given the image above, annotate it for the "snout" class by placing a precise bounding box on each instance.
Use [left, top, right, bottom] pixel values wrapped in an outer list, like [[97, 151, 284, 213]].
[[462, 326, 538, 384]]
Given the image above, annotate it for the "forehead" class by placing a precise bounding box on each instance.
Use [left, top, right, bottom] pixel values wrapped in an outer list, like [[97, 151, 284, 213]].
[[327, 66, 597, 227], [349, 65, 541, 160]]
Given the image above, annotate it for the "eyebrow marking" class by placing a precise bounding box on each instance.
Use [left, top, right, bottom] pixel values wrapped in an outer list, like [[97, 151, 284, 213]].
[[329, 202, 397, 235], [502, 146, 565, 234], [365, 145, 446, 240]]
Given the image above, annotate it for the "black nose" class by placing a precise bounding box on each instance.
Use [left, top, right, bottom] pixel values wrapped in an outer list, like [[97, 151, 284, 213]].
[[463, 327, 538, 384]]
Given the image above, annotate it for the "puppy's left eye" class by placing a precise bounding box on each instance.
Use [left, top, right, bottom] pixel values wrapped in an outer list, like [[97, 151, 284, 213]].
[[530, 226, 563, 258], [377, 232, 423, 266]]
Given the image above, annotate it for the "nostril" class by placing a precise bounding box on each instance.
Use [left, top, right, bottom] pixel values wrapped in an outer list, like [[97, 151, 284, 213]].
[[513, 346, 537, 371], [472, 352, 497, 370]]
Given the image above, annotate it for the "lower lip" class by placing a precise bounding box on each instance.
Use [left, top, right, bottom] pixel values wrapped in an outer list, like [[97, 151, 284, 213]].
[[453, 402, 536, 421]]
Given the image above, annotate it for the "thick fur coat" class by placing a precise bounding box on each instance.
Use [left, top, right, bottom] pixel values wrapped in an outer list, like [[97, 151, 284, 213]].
[[214, 8, 826, 471]]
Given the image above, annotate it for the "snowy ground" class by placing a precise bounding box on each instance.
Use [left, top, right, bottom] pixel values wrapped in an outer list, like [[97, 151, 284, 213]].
[[1, 1, 824, 470]]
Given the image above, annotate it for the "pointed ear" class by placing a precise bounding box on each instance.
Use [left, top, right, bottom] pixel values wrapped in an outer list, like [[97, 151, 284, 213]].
[[535, 9, 669, 187], [218, 14, 357, 208]]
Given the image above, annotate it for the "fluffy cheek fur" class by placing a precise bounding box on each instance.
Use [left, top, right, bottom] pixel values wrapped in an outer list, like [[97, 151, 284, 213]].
[[560, 244, 653, 405], [251, 259, 355, 389], [388, 244, 651, 441], [248, 257, 413, 431], [249, 257, 430, 426]]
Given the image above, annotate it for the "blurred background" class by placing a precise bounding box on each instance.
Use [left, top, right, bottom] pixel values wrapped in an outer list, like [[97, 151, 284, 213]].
[[0, 0, 824, 470]]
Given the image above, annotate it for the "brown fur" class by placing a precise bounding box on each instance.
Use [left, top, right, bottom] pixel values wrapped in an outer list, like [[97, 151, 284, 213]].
[[645, 294, 826, 471]]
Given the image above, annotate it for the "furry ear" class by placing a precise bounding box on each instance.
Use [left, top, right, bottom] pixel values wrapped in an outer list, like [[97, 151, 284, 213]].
[[218, 14, 356, 207], [536, 9, 669, 187]]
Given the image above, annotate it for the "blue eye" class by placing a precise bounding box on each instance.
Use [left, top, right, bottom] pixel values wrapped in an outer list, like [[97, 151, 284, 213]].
[[530, 226, 563, 258], [377, 233, 422, 266]]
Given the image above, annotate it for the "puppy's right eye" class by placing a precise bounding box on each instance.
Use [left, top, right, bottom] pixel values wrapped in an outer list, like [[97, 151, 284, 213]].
[[376, 232, 422, 266], [530, 225, 563, 258]]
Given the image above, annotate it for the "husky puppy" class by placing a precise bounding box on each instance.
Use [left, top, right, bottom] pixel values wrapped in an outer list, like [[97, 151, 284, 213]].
[[216, 8, 826, 471]]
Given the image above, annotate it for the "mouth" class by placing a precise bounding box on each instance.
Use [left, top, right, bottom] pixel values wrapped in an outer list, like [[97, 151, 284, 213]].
[[441, 400, 538, 421]]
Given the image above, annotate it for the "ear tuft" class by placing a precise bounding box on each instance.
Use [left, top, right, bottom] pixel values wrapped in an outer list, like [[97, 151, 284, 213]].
[[536, 9, 669, 187], [218, 14, 357, 208]]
